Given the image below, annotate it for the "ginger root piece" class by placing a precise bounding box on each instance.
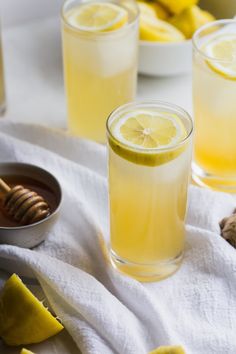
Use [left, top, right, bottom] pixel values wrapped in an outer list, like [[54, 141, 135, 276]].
[[220, 209, 236, 248]]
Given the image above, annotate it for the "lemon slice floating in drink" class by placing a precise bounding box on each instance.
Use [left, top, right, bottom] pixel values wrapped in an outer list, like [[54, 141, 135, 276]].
[[109, 110, 188, 166], [66, 2, 129, 32], [0, 274, 64, 346], [204, 34, 236, 80]]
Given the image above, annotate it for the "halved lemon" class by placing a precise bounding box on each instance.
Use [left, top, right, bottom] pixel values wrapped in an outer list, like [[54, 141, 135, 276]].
[[158, 0, 197, 15], [0, 274, 64, 346], [109, 110, 188, 166], [140, 16, 185, 42], [66, 2, 128, 32], [21, 349, 35, 354], [204, 34, 236, 79], [152, 2, 170, 20], [169, 5, 215, 39], [137, 1, 169, 21], [149, 345, 186, 354], [137, 1, 157, 19]]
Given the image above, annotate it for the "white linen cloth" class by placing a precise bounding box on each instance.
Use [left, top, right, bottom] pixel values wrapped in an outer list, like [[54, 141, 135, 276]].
[[0, 121, 236, 354]]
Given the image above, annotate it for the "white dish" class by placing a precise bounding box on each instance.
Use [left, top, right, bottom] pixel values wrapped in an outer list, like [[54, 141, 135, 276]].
[[137, 0, 236, 78], [138, 39, 192, 77]]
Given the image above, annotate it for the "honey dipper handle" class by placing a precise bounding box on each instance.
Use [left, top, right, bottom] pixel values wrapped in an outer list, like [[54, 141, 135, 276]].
[[0, 178, 11, 194]]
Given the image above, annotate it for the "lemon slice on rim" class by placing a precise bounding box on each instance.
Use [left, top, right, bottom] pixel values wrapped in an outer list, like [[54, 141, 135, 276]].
[[66, 2, 128, 32], [0, 274, 64, 346], [204, 34, 236, 79], [114, 111, 186, 148], [109, 111, 188, 166]]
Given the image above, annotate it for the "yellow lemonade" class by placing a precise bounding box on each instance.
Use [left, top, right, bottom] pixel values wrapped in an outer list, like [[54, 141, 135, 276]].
[[192, 20, 236, 190], [193, 61, 236, 175], [107, 102, 193, 281], [62, 1, 138, 143]]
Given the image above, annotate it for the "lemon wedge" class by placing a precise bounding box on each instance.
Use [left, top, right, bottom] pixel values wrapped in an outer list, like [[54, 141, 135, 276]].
[[109, 110, 187, 166], [0, 274, 64, 346], [137, 1, 157, 20], [137, 0, 184, 42], [66, 2, 128, 32], [140, 16, 185, 42], [169, 5, 215, 39], [21, 349, 35, 354], [137, 1, 169, 21], [204, 34, 236, 79], [149, 345, 186, 354], [158, 0, 198, 15], [152, 2, 170, 20]]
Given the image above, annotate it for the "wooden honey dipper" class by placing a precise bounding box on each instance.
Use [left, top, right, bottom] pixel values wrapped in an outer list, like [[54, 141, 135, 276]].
[[0, 177, 50, 225]]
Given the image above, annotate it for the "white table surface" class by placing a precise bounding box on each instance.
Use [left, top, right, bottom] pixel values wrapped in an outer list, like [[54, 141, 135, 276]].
[[0, 8, 192, 354]]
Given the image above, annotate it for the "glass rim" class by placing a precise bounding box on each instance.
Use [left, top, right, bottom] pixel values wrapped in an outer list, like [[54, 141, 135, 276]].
[[106, 100, 193, 154], [61, 0, 139, 38], [192, 19, 236, 63]]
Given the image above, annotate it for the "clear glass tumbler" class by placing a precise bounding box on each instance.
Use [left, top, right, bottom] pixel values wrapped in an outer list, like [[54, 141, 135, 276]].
[[61, 0, 139, 143], [192, 20, 236, 191], [107, 101, 193, 282]]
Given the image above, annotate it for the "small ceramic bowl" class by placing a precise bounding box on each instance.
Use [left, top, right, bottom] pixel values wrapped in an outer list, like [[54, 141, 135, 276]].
[[138, 0, 236, 77], [138, 39, 192, 77], [0, 163, 62, 248]]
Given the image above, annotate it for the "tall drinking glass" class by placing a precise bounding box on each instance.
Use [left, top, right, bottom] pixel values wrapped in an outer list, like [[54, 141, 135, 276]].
[[61, 0, 139, 143], [107, 101, 193, 281], [192, 20, 236, 191]]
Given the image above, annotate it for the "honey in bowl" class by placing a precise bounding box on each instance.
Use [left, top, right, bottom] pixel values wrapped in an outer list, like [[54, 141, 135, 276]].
[[0, 175, 58, 227]]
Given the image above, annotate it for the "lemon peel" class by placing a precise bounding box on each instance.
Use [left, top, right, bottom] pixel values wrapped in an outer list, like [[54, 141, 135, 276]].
[[149, 345, 186, 354], [0, 274, 64, 346]]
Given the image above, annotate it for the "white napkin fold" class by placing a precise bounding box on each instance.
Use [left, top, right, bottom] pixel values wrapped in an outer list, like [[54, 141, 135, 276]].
[[0, 121, 236, 354]]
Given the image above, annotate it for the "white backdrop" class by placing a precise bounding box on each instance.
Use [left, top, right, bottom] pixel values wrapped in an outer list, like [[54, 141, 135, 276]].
[[0, 0, 64, 27], [1, 0, 236, 28]]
